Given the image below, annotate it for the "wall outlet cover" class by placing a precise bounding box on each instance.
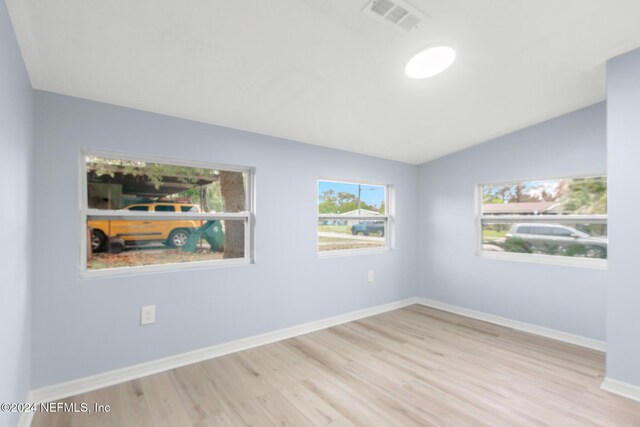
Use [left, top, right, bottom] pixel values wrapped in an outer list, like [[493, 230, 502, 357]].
[[141, 305, 156, 325]]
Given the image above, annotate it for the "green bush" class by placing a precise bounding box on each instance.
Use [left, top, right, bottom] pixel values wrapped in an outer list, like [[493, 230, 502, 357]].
[[565, 245, 587, 257], [504, 238, 532, 253]]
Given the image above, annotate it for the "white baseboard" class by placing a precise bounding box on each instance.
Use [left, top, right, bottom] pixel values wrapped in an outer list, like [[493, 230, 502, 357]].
[[22, 296, 613, 427], [601, 377, 640, 402], [27, 297, 419, 407], [415, 297, 606, 352]]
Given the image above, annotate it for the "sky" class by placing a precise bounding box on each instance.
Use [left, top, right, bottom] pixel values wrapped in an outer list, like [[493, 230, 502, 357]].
[[318, 180, 385, 207]]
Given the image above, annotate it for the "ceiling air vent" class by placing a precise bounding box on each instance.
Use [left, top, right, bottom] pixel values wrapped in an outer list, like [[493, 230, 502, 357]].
[[363, 0, 425, 32]]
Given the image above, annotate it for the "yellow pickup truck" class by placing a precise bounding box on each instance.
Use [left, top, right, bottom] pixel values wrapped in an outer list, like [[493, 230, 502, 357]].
[[89, 203, 202, 252]]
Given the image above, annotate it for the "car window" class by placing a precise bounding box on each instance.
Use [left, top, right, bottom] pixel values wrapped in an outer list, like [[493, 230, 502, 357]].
[[552, 228, 573, 236], [180, 206, 198, 212], [527, 226, 549, 235], [517, 226, 530, 234], [154, 205, 176, 212], [127, 206, 149, 211]]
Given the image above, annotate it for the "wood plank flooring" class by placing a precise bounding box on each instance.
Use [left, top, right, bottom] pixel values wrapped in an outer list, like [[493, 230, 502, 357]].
[[32, 305, 640, 426]]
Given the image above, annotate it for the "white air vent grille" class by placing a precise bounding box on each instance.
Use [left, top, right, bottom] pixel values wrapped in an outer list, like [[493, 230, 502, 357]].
[[371, 0, 395, 16], [363, 0, 425, 32]]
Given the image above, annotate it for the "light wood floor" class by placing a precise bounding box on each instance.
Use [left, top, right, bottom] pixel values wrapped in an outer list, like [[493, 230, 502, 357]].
[[33, 305, 640, 427]]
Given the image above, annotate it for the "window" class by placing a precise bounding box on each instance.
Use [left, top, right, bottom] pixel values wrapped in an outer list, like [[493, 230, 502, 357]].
[[81, 152, 253, 275], [479, 176, 607, 267], [154, 205, 176, 212], [317, 179, 390, 254]]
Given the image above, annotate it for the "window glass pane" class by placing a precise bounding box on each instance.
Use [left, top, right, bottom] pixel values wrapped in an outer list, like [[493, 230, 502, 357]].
[[317, 219, 386, 252], [154, 205, 175, 212], [537, 227, 553, 236], [482, 177, 607, 216], [482, 222, 607, 259], [127, 206, 149, 211], [87, 217, 245, 270], [552, 227, 573, 236], [86, 156, 247, 213], [318, 180, 386, 215]]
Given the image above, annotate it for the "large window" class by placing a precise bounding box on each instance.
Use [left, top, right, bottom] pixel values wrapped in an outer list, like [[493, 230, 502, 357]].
[[81, 152, 253, 275], [317, 179, 390, 254], [479, 176, 607, 267]]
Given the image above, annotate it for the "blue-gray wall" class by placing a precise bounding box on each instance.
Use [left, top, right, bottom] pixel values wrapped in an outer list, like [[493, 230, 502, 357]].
[[606, 48, 640, 387], [31, 91, 419, 388], [0, 2, 33, 427], [417, 103, 607, 340]]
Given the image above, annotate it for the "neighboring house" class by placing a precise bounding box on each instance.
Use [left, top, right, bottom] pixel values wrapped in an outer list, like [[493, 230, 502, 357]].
[[340, 208, 381, 216], [340, 208, 382, 226], [482, 201, 559, 215]]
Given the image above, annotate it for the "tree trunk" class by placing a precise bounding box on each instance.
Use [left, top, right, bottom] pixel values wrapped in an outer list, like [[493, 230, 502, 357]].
[[199, 185, 210, 212], [219, 172, 245, 258]]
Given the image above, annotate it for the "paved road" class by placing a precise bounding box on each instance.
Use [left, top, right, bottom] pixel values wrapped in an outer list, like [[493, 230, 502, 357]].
[[318, 231, 385, 242]]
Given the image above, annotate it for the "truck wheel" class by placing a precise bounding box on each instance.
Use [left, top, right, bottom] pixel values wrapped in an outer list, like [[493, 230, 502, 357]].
[[167, 229, 190, 248], [92, 230, 107, 253]]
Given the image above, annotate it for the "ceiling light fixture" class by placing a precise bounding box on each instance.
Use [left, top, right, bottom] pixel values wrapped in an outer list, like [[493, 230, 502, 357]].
[[405, 46, 456, 79]]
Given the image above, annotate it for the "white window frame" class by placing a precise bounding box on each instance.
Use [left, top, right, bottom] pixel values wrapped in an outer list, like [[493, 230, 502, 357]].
[[79, 150, 255, 278], [476, 175, 607, 270], [317, 178, 392, 258]]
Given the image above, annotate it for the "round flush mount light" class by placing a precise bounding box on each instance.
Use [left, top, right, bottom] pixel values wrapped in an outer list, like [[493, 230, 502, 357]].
[[405, 46, 456, 79]]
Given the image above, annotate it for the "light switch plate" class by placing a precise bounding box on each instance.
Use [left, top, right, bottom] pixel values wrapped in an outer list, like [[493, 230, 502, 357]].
[[368, 270, 374, 283]]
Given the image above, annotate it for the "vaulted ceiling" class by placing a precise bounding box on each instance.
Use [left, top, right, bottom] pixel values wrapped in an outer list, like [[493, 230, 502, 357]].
[[6, 0, 640, 163]]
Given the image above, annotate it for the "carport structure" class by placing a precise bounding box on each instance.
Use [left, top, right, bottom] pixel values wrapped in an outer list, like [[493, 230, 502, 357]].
[[86, 156, 220, 209]]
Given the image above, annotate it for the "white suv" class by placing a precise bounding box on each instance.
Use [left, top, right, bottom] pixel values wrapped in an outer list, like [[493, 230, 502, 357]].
[[505, 223, 607, 258]]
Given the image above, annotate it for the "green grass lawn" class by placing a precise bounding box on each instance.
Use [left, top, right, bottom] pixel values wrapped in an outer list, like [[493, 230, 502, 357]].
[[318, 236, 358, 243], [482, 229, 507, 238], [318, 225, 351, 234]]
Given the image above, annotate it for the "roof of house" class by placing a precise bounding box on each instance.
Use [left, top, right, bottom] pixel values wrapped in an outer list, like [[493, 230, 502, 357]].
[[340, 209, 381, 216], [483, 202, 558, 215]]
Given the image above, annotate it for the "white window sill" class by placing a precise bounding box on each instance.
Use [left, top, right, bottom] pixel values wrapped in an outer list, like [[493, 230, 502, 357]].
[[476, 250, 607, 270], [318, 247, 390, 259], [80, 257, 252, 280]]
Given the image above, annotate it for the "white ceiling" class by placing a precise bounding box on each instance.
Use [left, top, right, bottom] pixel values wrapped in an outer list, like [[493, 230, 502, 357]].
[[7, 0, 640, 164]]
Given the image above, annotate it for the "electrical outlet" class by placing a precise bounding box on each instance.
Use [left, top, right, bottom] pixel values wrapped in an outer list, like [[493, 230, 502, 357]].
[[368, 270, 374, 283], [141, 305, 156, 325]]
